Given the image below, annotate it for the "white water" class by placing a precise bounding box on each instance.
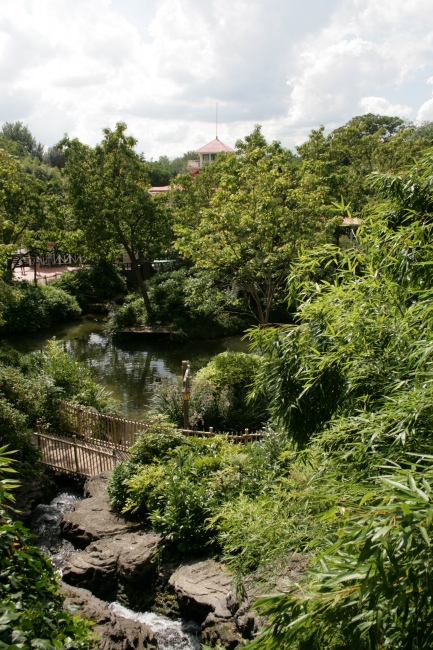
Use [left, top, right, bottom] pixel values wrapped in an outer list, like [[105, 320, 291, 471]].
[[110, 602, 202, 650], [30, 488, 82, 572], [30, 488, 202, 649]]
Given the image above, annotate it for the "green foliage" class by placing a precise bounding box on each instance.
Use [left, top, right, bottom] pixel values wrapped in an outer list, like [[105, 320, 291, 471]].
[[243, 147, 433, 646], [0, 446, 19, 507], [60, 122, 172, 311], [0, 340, 116, 474], [173, 126, 328, 324], [108, 426, 291, 555], [106, 267, 251, 339], [52, 261, 126, 310], [0, 445, 96, 649], [105, 292, 147, 336], [153, 352, 267, 431], [0, 512, 96, 649], [252, 463, 433, 649], [1, 121, 43, 159], [0, 282, 80, 334]]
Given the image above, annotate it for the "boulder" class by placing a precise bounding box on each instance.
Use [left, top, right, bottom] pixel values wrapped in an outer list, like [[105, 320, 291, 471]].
[[62, 472, 139, 548], [169, 559, 241, 648], [60, 582, 157, 650], [62, 531, 162, 607]]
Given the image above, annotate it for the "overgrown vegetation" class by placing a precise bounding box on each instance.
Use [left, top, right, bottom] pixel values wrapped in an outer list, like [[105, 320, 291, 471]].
[[0, 340, 116, 477], [0, 447, 96, 649], [153, 351, 267, 431], [0, 282, 80, 334], [51, 260, 126, 310]]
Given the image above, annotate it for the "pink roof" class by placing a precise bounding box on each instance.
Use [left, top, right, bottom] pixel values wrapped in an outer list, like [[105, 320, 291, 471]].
[[195, 137, 234, 154]]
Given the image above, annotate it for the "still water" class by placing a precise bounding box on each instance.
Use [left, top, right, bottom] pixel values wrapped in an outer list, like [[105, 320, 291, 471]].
[[8, 317, 250, 420]]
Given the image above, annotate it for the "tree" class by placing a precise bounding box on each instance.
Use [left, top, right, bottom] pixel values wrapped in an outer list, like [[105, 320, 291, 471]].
[[60, 122, 171, 311], [0, 148, 51, 277], [1, 121, 43, 160], [173, 126, 330, 324], [297, 113, 429, 215]]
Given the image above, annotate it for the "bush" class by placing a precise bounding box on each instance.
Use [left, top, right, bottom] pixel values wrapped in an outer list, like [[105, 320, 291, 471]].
[[105, 266, 253, 340], [0, 282, 80, 334], [105, 293, 146, 337], [0, 511, 96, 649], [0, 396, 39, 476], [108, 426, 292, 554], [52, 260, 126, 310], [253, 464, 433, 650], [0, 340, 118, 474], [153, 351, 268, 431]]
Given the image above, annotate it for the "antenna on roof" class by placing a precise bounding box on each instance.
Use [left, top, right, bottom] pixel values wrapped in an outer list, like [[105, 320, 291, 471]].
[[216, 101, 218, 139]]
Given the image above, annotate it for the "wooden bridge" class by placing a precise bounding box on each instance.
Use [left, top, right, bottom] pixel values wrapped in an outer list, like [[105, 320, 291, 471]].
[[36, 401, 262, 478]]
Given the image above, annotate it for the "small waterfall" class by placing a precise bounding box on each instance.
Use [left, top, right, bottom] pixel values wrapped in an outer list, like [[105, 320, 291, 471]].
[[30, 489, 82, 571], [110, 603, 202, 650], [30, 488, 202, 649]]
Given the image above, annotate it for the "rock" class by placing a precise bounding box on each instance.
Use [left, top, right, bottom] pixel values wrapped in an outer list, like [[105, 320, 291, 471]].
[[62, 531, 162, 607], [169, 559, 233, 620], [62, 472, 139, 548], [169, 559, 242, 648], [11, 479, 51, 523], [60, 582, 157, 650]]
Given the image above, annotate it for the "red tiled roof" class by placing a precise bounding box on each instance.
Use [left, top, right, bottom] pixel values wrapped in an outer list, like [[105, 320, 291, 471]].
[[195, 137, 234, 154]]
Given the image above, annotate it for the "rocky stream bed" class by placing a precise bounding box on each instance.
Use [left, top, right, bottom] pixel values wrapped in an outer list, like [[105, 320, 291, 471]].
[[28, 473, 261, 649]]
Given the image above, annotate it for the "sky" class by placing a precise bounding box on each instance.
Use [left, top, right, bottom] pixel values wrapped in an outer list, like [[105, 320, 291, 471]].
[[0, 0, 433, 159]]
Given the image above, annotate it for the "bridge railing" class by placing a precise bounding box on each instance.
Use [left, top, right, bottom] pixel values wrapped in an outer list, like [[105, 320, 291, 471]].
[[58, 400, 263, 450], [58, 401, 152, 448], [34, 431, 129, 477]]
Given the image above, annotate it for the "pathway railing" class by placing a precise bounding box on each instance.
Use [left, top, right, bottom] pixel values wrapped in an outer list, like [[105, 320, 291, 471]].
[[34, 431, 130, 477], [58, 401, 152, 448]]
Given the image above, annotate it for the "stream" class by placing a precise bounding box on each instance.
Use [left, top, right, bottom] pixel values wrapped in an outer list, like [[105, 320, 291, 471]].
[[30, 487, 202, 650]]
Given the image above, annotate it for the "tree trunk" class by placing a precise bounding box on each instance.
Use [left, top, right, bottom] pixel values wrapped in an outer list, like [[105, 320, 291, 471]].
[[122, 240, 152, 312]]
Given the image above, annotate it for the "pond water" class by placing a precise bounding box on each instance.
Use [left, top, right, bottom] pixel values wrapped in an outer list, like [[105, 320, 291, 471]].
[[6, 317, 250, 420]]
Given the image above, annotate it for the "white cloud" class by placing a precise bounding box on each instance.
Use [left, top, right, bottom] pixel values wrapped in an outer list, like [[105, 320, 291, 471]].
[[0, 0, 432, 157], [359, 96, 412, 117]]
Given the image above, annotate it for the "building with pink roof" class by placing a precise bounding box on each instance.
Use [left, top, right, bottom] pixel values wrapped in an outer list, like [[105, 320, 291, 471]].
[[187, 136, 234, 171], [149, 137, 234, 194]]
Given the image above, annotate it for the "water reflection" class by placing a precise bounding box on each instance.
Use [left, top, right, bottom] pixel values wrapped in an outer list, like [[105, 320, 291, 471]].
[[7, 318, 250, 419]]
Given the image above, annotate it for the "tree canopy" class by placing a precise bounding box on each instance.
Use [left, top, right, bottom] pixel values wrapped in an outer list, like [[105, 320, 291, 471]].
[[60, 122, 171, 310]]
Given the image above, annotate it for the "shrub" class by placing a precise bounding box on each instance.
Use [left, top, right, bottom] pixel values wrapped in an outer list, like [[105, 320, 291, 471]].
[[252, 464, 433, 650], [108, 427, 293, 554], [0, 396, 39, 476], [105, 292, 147, 337], [0, 282, 80, 334], [153, 351, 268, 431], [52, 260, 126, 310], [0, 511, 96, 649]]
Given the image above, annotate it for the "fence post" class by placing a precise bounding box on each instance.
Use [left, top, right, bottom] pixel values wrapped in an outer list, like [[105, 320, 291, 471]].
[[77, 408, 82, 437], [72, 435, 79, 472], [182, 360, 190, 430], [36, 421, 41, 448], [209, 427, 213, 435], [112, 448, 117, 467]]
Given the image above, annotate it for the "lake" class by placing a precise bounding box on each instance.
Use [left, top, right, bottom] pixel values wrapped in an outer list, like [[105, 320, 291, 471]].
[[6, 317, 250, 420]]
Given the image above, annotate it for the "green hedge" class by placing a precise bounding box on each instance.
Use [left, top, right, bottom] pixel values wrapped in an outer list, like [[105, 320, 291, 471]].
[[0, 283, 80, 334]]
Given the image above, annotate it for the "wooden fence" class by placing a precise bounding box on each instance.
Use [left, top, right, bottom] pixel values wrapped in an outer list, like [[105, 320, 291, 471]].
[[58, 400, 152, 448], [34, 431, 130, 477]]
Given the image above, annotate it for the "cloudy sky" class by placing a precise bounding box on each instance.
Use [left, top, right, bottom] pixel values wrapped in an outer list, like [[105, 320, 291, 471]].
[[1, 0, 433, 158]]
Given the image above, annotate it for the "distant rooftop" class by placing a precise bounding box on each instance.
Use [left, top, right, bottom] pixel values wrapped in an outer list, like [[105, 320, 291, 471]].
[[195, 137, 235, 154]]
